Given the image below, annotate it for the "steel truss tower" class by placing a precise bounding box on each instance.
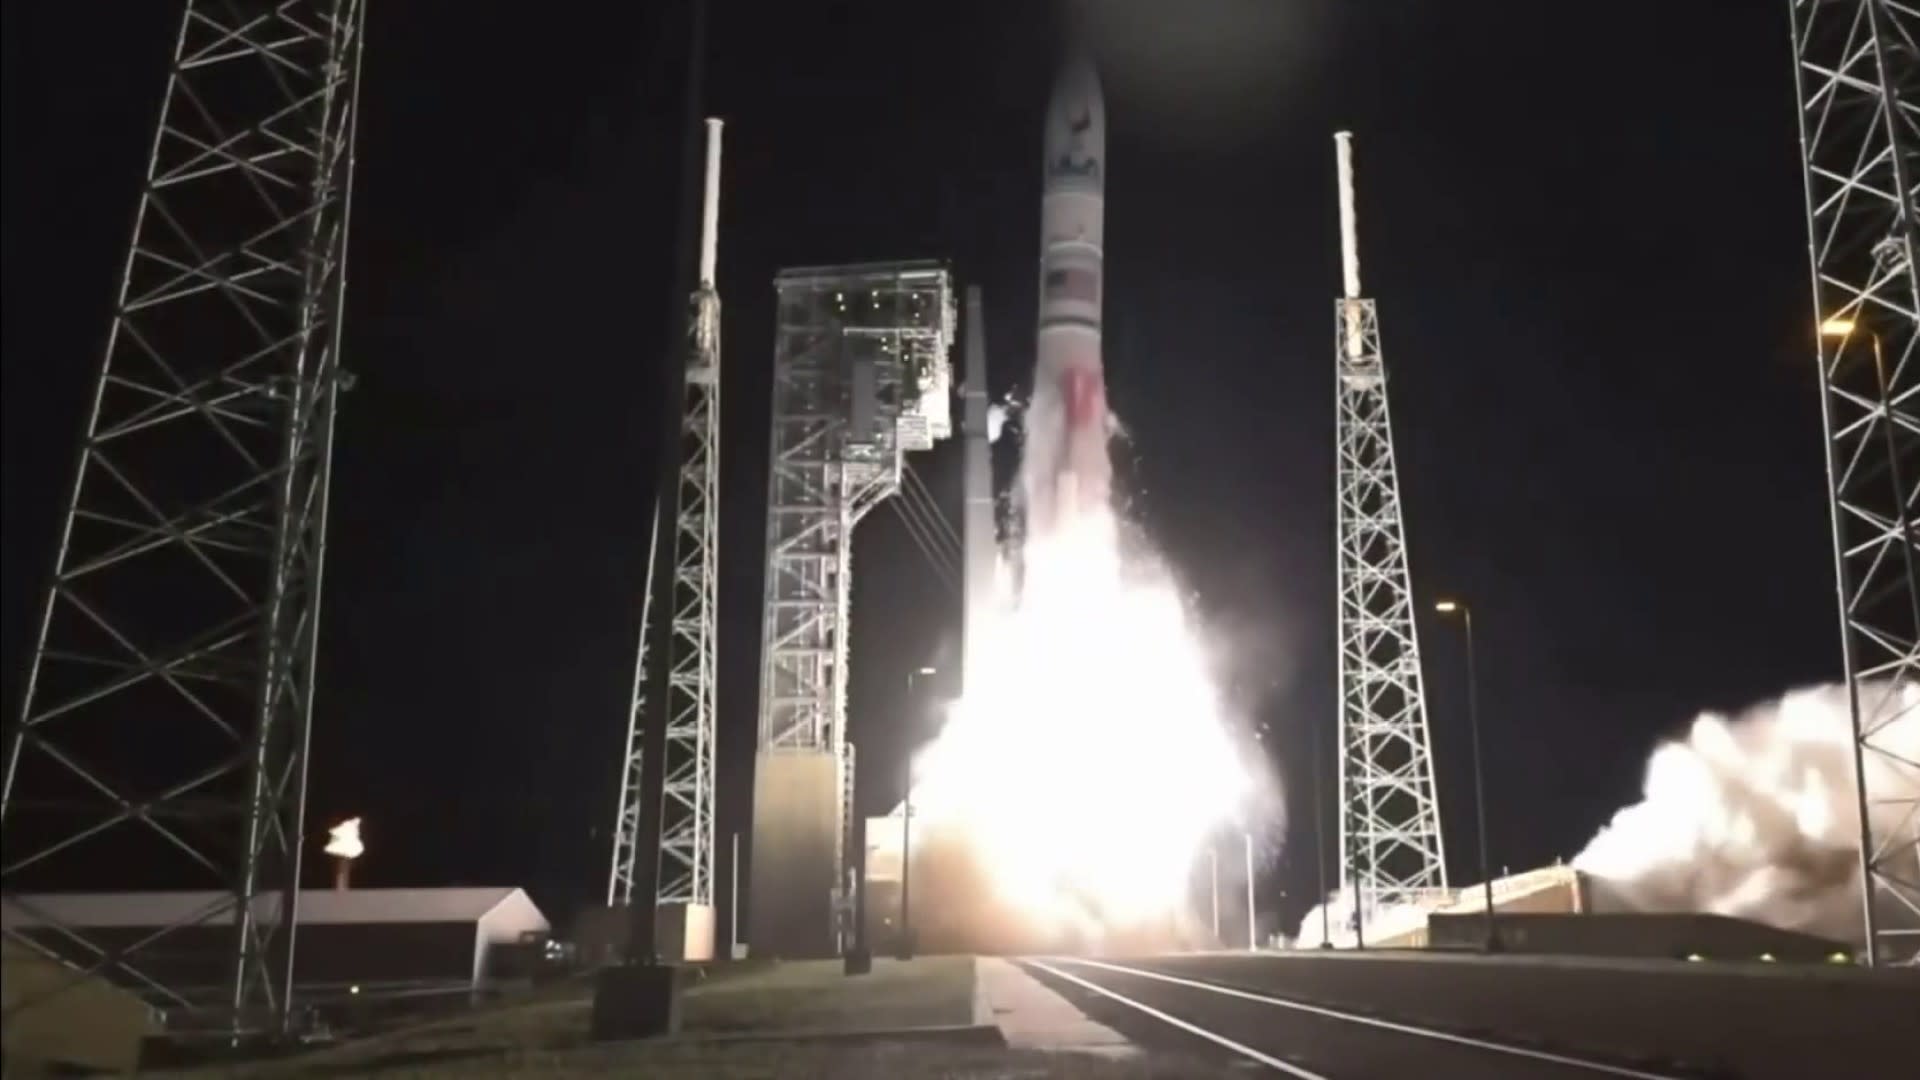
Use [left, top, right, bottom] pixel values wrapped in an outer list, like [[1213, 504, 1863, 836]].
[[1331, 132, 1449, 917], [608, 120, 725, 922], [758, 263, 954, 754], [1, 0, 367, 1031], [751, 261, 953, 957], [1788, 0, 1920, 966]]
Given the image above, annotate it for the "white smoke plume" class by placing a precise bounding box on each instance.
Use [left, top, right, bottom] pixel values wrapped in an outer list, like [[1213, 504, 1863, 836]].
[[1574, 681, 1920, 945]]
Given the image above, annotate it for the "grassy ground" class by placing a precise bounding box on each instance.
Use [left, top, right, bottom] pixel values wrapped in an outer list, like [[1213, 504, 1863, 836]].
[[212, 1040, 1221, 1078], [160, 957, 1024, 1077], [681, 957, 976, 1034]]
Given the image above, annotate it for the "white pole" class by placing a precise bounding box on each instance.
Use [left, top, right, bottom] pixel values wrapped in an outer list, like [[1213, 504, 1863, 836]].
[[1244, 831, 1257, 951], [698, 118, 724, 288], [1334, 131, 1362, 300], [1210, 846, 1221, 943], [1334, 131, 1366, 363], [730, 830, 740, 957]]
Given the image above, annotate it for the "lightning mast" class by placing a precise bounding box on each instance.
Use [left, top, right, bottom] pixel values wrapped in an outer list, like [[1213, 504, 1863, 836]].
[[608, 119, 724, 957], [0, 1, 366, 1034], [1787, 0, 1920, 967], [1332, 132, 1449, 920]]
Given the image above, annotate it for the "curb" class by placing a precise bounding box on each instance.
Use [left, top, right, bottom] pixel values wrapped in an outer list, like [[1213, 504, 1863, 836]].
[[971, 956, 995, 1027], [666, 1023, 1007, 1049]]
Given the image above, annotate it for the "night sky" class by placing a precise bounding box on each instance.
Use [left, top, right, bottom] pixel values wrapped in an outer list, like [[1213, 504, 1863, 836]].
[[2, 2, 1835, 934]]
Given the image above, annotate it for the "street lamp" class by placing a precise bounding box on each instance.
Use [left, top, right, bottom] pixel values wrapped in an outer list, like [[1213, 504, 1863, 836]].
[[1821, 314, 1894, 406], [1312, 721, 1332, 948], [1434, 599, 1498, 951], [898, 665, 936, 960], [1243, 830, 1257, 951]]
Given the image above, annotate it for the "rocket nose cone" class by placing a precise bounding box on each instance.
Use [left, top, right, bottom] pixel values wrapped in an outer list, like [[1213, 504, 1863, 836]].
[[1051, 55, 1104, 128], [1046, 54, 1105, 190], [1053, 51, 1102, 107]]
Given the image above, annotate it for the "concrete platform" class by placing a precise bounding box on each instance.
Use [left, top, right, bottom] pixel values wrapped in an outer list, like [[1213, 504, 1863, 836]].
[[974, 957, 1134, 1059]]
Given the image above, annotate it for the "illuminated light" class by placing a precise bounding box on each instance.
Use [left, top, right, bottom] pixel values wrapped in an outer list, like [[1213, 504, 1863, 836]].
[[1434, 600, 1459, 614], [350, 985, 361, 995], [1819, 316, 1858, 337], [1686, 953, 1705, 962], [1758, 953, 1775, 963], [324, 817, 364, 861], [1828, 951, 1850, 964]]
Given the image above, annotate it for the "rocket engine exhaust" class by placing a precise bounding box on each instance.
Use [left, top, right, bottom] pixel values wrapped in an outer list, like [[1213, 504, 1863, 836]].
[[899, 53, 1262, 951]]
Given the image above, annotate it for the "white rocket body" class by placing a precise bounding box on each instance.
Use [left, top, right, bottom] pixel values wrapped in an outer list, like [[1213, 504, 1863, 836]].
[[1020, 55, 1109, 539]]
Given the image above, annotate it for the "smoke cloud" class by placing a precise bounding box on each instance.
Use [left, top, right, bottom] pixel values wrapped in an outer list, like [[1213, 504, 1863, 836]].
[[1574, 681, 1920, 945]]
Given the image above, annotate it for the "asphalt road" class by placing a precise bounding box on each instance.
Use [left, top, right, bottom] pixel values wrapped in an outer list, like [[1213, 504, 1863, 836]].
[[1023, 956, 1702, 1079]]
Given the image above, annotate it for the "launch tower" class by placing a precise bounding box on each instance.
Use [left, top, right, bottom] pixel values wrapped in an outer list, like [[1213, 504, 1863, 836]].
[[0, 0, 367, 1034], [751, 261, 954, 958], [607, 119, 725, 963], [1331, 132, 1450, 919], [1787, 0, 1920, 967]]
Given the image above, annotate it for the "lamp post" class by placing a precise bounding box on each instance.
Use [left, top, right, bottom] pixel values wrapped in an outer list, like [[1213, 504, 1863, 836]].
[[1435, 599, 1498, 951], [898, 666, 935, 960], [1209, 846, 1221, 943], [1313, 722, 1332, 948], [1243, 830, 1257, 951]]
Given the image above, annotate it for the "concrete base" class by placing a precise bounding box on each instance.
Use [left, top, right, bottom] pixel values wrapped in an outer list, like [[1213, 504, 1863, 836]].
[[842, 946, 872, 976], [589, 964, 681, 1042], [749, 750, 842, 959], [572, 902, 717, 967], [656, 902, 716, 963]]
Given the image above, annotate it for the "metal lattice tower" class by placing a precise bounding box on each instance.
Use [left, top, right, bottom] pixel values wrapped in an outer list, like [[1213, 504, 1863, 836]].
[[1331, 132, 1449, 915], [751, 263, 952, 955], [757, 262, 954, 759], [1, 0, 366, 1031], [1788, 0, 1920, 966], [608, 119, 725, 910]]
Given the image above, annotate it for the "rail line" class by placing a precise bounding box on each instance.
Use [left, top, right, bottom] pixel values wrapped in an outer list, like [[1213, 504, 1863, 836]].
[[1025, 957, 1686, 1079]]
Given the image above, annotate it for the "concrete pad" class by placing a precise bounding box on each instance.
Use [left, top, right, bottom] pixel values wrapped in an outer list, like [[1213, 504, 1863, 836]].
[[974, 957, 1135, 1059]]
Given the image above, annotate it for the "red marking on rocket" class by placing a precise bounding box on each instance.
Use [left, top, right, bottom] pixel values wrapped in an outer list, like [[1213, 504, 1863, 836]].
[[1021, 53, 1110, 538]]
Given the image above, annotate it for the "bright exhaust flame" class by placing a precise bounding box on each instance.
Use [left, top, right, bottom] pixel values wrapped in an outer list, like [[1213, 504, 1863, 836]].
[[325, 817, 365, 861], [910, 501, 1255, 945]]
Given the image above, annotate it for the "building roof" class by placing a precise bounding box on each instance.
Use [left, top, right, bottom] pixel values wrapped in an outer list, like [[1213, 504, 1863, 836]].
[[2, 888, 547, 932]]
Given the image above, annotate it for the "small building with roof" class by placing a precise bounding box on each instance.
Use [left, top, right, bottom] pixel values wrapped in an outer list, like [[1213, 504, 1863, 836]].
[[2, 886, 551, 1011]]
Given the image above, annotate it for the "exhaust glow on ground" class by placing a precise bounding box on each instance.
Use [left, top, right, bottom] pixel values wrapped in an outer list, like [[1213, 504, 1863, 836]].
[[909, 506, 1254, 946]]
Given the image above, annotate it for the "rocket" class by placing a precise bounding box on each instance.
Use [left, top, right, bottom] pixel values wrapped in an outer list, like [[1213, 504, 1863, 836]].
[[1020, 53, 1110, 539]]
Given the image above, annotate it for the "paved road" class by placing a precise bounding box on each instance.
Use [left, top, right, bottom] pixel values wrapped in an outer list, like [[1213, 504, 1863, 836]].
[[1024, 956, 1694, 1079]]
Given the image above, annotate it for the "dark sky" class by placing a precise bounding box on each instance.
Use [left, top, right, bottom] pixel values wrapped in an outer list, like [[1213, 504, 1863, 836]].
[[2, 1, 1835, 933]]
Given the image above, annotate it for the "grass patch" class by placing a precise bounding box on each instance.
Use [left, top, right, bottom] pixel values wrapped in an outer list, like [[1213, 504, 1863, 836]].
[[161, 957, 984, 1077], [683, 957, 976, 1034], [213, 1040, 1216, 1078]]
